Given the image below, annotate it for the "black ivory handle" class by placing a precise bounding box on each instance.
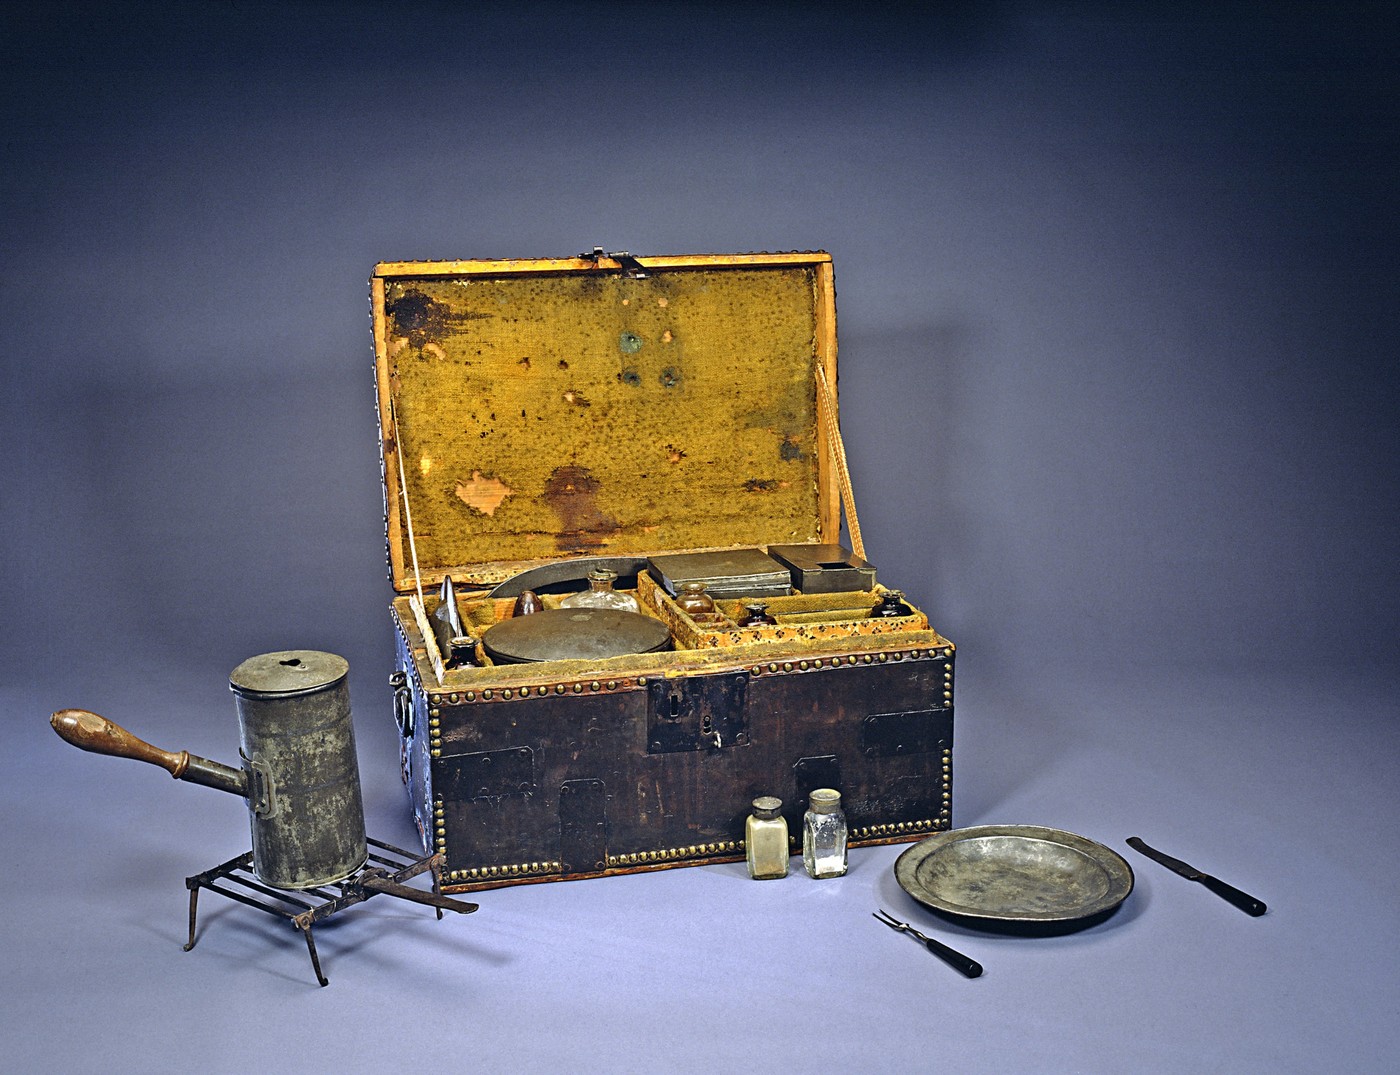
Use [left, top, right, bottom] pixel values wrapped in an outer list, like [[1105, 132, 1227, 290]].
[[1201, 875, 1268, 917], [924, 935, 983, 978]]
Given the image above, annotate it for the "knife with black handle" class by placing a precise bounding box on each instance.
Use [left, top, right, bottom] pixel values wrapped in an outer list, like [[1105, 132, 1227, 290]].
[[1127, 837, 1267, 916]]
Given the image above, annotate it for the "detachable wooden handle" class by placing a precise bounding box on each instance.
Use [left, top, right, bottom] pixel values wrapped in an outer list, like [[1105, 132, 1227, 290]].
[[51, 709, 190, 775], [50, 709, 247, 797]]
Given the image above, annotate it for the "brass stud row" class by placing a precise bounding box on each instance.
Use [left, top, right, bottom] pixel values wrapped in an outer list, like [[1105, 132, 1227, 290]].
[[429, 679, 643, 704], [750, 650, 952, 677], [852, 819, 938, 839], [447, 860, 561, 882], [607, 840, 740, 866]]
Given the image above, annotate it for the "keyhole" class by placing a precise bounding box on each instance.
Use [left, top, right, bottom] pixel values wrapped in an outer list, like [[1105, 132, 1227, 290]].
[[669, 694, 681, 719]]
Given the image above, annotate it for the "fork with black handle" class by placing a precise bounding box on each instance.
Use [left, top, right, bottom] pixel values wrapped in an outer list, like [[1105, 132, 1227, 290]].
[[873, 909, 983, 978]]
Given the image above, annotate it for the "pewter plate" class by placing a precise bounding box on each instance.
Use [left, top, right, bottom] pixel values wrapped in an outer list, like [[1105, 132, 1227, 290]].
[[483, 607, 672, 664], [894, 825, 1134, 923]]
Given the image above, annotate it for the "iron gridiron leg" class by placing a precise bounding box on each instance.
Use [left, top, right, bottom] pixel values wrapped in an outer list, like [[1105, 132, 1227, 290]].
[[183, 883, 200, 951], [298, 922, 329, 987]]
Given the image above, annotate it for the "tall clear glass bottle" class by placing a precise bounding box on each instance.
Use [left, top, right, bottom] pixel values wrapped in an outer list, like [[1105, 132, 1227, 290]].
[[802, 788, 848, 878], [560, 568, 640, 613], [745, 796, 789, 880]]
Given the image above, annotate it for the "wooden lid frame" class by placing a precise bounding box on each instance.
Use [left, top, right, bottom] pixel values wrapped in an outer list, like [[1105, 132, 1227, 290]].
[[372, 252, 841, 592]]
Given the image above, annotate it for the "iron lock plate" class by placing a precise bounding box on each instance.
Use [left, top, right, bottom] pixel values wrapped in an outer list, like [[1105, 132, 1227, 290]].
[[646, 672, 749, 753], [559, 778, 608, 874], [861, 708, 953, 758], [435, 747, 537, 801]]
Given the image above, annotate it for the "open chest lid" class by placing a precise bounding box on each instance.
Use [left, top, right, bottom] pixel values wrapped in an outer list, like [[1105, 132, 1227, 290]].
[[371, 250, 844, 592]]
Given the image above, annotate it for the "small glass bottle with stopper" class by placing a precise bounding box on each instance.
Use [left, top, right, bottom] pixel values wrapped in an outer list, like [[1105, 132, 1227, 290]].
[[560, 568, 640, 614], [745, 796, 790, 880], [737, 601, 777, 627], [802, 788, 848, 878], [871, 589, 912, 618], [675, 581, 716, 619]]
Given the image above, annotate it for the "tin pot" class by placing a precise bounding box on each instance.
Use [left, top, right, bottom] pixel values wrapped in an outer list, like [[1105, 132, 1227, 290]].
[[51, 650, 366, 890]]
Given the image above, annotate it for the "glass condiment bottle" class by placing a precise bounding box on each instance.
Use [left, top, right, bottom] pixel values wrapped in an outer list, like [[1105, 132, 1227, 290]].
[[871, 589, 912, 618], [802, 788, 848, 878], [675, 581, 716, 619], [447, 634, 479, 669], [560, 568, 640, 613], [737, 601, 777, 627], [745, 796, 790, 880]]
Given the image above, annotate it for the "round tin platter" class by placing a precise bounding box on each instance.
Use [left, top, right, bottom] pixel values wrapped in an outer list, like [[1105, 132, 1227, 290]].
[[894, 824, 1134, 923], [483, 607, 672, 664]]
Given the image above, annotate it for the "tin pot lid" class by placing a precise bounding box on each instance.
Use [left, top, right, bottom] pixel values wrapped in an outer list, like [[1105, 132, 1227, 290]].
[[483, 608, 671, 664], [230, 650, 350, 697]]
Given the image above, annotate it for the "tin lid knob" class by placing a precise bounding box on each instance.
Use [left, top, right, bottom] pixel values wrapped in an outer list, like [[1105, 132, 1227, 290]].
[[229, 650, 350, 697]]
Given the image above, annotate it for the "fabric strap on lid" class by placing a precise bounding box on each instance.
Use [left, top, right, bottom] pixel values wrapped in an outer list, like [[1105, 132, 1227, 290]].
[[814, 364, 865, 561]]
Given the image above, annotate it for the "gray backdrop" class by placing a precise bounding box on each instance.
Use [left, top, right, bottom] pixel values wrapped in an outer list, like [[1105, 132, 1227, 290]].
[[4, 3, 1397, 1071]]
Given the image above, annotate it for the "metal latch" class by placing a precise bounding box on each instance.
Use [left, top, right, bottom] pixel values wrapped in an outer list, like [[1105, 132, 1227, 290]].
[[646, 672, 749, 753], [582, 246, 651, 279]]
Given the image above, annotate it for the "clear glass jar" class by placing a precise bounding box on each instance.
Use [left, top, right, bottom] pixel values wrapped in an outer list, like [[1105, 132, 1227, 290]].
[[560, 568, 640, 613], [802, 788, 848, 878], [745, 796, 789, 880]]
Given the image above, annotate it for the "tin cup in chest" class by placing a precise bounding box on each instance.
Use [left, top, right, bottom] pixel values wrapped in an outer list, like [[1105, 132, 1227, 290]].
[[229, 651, 367, 889]]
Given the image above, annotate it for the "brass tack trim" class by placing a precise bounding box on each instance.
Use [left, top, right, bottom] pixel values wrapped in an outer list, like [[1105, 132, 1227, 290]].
[[429, 694, 442, 706], [430, 748, 441, 758], [638, 676, 648, 686], [482, 689, 493, 700], [751, 666, 762, 675], [590, 681, 601, 691], [465, 691, 475, 701], [607, 680, 617, 690], [573, 683, 583, 693], [428, 708, 440, 718]]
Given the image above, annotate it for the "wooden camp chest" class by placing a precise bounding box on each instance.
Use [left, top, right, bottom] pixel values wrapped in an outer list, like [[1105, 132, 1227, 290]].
[[371, 250, 954, 892]]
